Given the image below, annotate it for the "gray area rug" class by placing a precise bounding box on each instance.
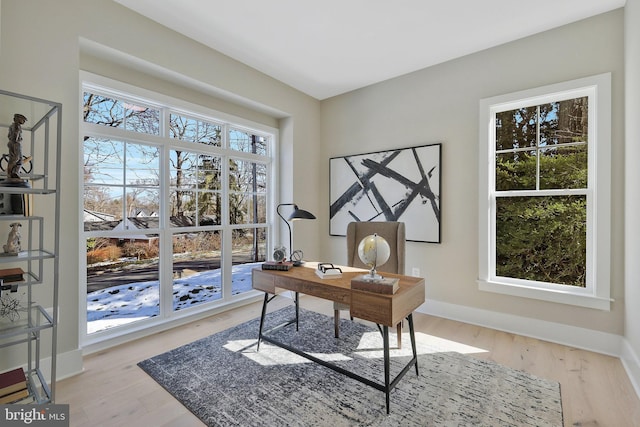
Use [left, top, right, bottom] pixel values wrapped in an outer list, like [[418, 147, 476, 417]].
[[138, 305, 563, 426]]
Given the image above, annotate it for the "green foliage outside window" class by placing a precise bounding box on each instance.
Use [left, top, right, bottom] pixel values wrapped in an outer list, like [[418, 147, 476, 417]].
[[495, 97, 588, 287]]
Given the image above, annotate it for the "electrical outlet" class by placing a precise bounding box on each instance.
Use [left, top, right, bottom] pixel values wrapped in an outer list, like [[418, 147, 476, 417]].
[[411, 267, 420, 277]]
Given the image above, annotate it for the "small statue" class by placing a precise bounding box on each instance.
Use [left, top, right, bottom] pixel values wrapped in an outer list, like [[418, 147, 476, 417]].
[[6, 113, 31, 184], [3, 223, 22, 255]]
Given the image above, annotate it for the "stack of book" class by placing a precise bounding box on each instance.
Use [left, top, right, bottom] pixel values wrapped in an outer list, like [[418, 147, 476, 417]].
[[261, 261, 294, 271], [0, 267, 25, 291], [0, 367, 29, 404]]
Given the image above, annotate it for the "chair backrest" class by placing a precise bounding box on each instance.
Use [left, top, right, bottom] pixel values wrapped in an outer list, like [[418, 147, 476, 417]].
[[346, 221, 405, 274]]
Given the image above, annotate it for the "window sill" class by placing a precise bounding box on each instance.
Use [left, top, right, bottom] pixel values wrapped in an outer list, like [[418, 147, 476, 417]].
[[477, 279, 612, 311]]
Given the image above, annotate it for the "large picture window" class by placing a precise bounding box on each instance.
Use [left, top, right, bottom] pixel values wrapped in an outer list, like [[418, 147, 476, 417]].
[[81, 74, 275, 340], [478, 74, 612, 310]]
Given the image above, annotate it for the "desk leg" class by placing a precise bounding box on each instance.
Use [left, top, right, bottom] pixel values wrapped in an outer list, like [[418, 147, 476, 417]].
[[383, 325, 390, 414], [257, 292, 269, 352], [295, 292, 299, 331], [408, 313, 419, 376]]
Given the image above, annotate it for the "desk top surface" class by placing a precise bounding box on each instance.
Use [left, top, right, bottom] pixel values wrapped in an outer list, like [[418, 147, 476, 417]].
[[252, 262, 425, 326], [254, 261, 423, 291]]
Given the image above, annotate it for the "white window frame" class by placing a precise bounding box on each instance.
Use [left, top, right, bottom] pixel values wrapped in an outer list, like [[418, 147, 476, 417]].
[[478, 73, 612, 310], [79, 72, 279, 346]]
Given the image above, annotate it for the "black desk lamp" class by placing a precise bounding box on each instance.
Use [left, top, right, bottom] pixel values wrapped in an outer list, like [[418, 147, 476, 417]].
[[277, 203, 316, 265]]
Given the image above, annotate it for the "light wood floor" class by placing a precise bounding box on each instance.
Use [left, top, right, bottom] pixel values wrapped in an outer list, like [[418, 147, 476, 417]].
[[57, 296, 640, 426]]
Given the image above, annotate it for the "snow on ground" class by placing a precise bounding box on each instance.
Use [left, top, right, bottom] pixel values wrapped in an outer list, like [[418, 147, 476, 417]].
[[87, 262, 260, 334]]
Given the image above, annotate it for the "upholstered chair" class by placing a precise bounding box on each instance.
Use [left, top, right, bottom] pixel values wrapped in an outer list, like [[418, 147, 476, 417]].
[[334, 221, 406, 347]]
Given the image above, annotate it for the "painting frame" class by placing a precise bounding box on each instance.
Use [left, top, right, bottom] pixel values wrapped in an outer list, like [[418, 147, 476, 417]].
[[329, 143, 441, 243]]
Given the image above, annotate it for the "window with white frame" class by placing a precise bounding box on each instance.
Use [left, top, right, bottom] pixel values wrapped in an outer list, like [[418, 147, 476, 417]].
[[81, 74, 275, 339], [478, 73, 612, 310]]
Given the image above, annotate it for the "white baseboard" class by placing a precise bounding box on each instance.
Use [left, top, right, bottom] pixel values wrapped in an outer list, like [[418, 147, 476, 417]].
[[620, 339, 640, 398], [54, 348, 84, 380], [417, 299, 622, 357], [37, 348, 84, 383]]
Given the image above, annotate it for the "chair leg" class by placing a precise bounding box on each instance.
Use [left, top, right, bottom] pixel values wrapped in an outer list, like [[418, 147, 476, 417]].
[[334, 309, 340, 338], [396, 322, 402, 349]]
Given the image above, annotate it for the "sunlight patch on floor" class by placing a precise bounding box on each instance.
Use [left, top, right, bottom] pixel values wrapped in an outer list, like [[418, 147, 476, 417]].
[[354, 331, 488, 359], [222, 330, 488, 367], [224, 339, 353, 366]]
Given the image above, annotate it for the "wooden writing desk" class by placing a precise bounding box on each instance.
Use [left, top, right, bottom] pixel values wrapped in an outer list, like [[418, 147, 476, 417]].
[[252, 263, 425, 414]]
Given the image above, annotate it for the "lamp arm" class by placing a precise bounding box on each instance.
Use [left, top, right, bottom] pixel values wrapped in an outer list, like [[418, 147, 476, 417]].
[[276, 203, 296, 259]]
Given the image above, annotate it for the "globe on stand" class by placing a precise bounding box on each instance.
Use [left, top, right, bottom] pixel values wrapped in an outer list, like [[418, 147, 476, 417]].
[[357, 233, 390, 281]]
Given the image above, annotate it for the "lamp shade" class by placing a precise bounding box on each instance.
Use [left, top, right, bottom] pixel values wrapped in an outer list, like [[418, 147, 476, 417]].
[[288, 208, 316, 221]]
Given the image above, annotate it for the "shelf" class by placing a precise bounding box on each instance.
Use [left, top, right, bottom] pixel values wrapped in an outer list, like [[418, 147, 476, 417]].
[[1, 271, 46, 289], [0, 185, 55, 195], [0, 215, 44, 221], [0, 250, 55, 263], [0, 92, 58, 128], [0, 305, 53, 347]]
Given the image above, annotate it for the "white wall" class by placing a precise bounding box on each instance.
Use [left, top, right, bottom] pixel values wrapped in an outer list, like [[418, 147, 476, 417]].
[[0, 0, 321, 376], [624, 0, 640, 393], [320, 10, 625, 339]]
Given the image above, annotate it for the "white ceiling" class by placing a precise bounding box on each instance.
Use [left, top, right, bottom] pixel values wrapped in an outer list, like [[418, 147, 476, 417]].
[[115, 0, 625, 100]]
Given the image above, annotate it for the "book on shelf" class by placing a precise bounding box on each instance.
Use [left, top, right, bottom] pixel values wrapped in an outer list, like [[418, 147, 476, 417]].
[[0, 267, 25, 283], [261, 261, 294, 271], [0, 388, 29, 404], [0, 367, 27, 396], [350, 275, 399, 294]]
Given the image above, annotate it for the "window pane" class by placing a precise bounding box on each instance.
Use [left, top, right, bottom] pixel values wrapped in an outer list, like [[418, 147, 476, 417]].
[[84, 186, 123, 231], [539, 145, 588, 190], [231, 227, 266, 295], [124, 103, 160, 135], [495, 195, 586, 287], [169, 114, 222, 146], [83, 92, 124, 127], [495, 151, 536, 191], [126, 188, 160, 220], [170, 190, 196, 221], [197, 191, 222, 225], [230, 193, 266, 224], [196, 154, 223, 190], [173, 230, 222, 310], [170, 151, 198, 188], [540, 97, 588, 146], [84, 92, 160, 136], [495, 107, 537, 151], [229, 159, 267, 192], [86, 235, 160, 334], [229, 129, 268, 155], [83, 138, 125, 185], [125, 143, 160, 186]]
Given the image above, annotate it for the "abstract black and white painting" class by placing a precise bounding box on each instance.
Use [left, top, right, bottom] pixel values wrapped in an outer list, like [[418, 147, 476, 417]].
[[330, 143, 441, 243]]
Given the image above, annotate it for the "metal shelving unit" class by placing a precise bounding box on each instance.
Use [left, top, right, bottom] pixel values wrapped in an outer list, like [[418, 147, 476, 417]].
[[0, 89, 61, 404]]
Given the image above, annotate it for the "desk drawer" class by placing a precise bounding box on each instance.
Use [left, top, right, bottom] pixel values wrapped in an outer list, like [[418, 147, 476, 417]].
[[252, 270, 275, 293], [350, 290, 392, 325]]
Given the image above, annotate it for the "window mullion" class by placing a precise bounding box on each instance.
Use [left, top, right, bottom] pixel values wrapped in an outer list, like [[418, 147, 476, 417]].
[[536, 105, 541, 191]]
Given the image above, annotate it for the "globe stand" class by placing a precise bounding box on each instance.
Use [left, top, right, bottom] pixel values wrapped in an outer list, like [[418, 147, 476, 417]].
[[361, 268, 383, 282]]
